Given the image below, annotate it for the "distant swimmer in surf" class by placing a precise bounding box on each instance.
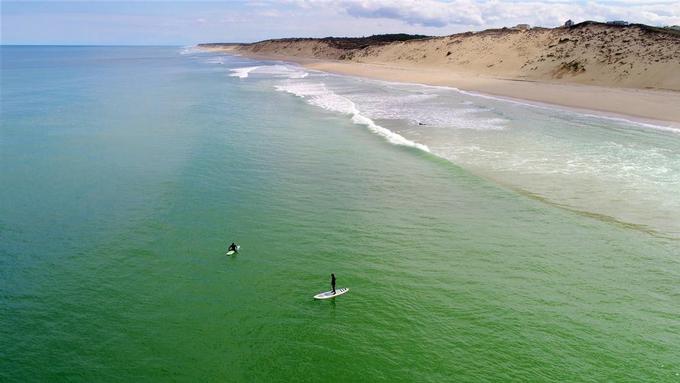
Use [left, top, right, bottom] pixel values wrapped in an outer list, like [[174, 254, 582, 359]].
[[418, 122, 427, 126], [228, 242, 238, 253], [331, 273, 336, 295]]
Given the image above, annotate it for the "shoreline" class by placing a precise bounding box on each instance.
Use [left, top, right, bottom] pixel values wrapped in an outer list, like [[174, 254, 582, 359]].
[[231, 51, 680, 128]]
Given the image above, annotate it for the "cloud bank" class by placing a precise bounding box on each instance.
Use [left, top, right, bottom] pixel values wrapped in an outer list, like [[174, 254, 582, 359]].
[[4, 0, 679, 44], [290, 0, 680, 28]]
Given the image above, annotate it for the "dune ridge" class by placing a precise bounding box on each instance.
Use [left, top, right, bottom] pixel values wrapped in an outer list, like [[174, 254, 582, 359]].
[[200, 22, 680, 123]]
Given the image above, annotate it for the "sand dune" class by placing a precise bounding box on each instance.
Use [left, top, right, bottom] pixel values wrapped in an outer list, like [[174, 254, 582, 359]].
[[200, 22, 680, 123]]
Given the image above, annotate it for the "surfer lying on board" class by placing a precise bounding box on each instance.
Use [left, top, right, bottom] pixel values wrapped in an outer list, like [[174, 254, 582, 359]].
[[228, 243, 238, 253], [331, 273, 336, 295]]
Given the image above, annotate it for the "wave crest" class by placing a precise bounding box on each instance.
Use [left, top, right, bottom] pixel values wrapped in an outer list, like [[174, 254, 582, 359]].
[[229, 65, 308, 79], [276, 82, 430, 152]]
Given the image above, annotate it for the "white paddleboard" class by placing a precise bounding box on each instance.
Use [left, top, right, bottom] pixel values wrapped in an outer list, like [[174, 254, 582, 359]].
[[314, 287, 349, 300], [225, 245, 240, 256]]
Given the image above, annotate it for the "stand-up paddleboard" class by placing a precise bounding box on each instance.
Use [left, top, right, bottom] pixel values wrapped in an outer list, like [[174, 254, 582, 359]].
[[314, 287, 349, 300], [225, 245, 240, 256]]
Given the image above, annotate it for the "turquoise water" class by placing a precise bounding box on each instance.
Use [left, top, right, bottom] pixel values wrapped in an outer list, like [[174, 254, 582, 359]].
[[1, 46, 679, 381]]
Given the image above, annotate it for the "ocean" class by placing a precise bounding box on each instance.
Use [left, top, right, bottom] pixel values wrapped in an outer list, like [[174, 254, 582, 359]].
[[1, 46, 678, 382]]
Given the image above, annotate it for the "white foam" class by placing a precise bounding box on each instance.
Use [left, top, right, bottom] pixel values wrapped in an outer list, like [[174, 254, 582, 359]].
[[348, 91, 507, 130], [229, 66, 260, 78], [229, 65, 308, 79], [179, 45, 201, 55], [454, 89, 680, 134], [276, 82, 430, 152]]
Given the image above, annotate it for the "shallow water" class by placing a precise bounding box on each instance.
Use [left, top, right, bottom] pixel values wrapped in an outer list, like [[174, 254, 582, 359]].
[[269, 67, 680, 239], [1, 46, 679, 382]]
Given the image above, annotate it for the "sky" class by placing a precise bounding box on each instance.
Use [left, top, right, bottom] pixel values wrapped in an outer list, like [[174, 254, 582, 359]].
[[2, 0, 680, 45]]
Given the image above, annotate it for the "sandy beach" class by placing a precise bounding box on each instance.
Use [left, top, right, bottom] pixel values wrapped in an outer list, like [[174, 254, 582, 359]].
[[209, 23, 680, 125]]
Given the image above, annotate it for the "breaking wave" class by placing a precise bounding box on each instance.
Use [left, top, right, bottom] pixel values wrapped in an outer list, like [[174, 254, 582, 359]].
[[230, 65, 308, 79], [275, 82, 430, 152], [179, 45, 202, 55]]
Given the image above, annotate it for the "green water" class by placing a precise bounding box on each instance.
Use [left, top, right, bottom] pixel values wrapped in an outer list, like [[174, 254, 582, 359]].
[[1, 47, 678, 382]]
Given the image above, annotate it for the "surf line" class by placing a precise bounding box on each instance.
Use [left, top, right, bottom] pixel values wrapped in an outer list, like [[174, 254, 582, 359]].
[[275, 81, 430, 153]]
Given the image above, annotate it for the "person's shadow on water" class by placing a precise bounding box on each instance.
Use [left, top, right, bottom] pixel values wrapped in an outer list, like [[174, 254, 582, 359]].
[[329, 299, 336, 319]]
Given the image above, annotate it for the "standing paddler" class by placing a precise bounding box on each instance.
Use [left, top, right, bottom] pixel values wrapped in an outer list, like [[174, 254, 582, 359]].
[[331, 273, 336, 295]]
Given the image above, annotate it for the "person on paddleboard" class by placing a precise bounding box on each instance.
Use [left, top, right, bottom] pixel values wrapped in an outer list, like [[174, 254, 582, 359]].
[[228, 242, 238, 253], [331, 273, 336, 295]]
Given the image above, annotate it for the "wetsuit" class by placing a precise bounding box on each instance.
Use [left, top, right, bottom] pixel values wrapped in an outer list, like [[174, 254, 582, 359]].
[[331, 274, 336, 294]]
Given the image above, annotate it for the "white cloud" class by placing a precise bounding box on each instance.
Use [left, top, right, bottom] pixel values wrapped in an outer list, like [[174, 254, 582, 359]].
[[341, 0, 484, 27], [291, 0, 680, 28]]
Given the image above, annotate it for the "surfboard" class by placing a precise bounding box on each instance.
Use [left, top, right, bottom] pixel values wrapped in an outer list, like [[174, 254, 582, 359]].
[[314, 287, 349, 300], [225, 245, 240, 256]]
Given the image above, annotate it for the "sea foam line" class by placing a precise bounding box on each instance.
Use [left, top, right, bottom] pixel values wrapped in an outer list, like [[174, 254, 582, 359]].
[[230, 66, 260, 78], [179, 45, 202, 55], [451, 89, 680, 133], [275, 82, 430, 152], [331, 74, 680, 135], [230, 65, 309, 79]]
